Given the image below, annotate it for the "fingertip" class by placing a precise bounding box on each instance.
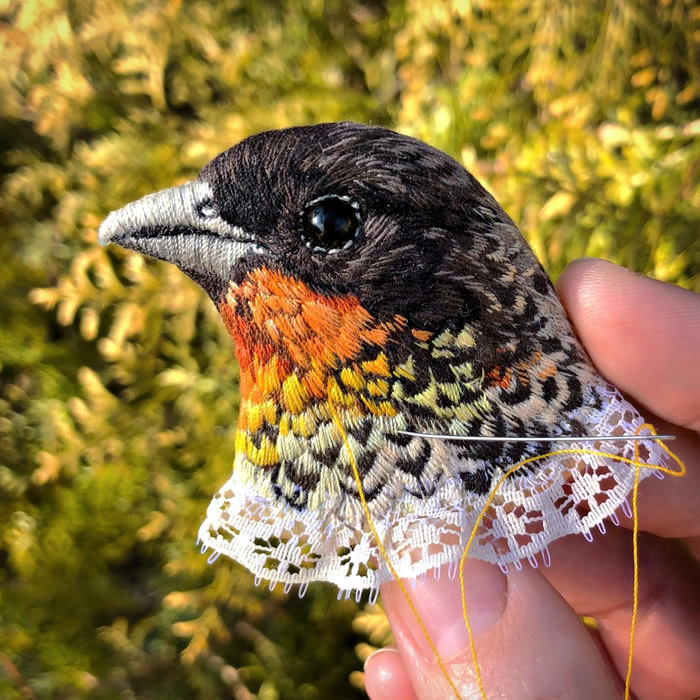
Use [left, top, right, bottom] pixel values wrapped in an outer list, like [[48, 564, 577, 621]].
[[556, 258, 700, 431], [381, 566, 619, 698], [364, 647, 418, 700], [381, 561, 507, 662], [555, 258, 635, 322]]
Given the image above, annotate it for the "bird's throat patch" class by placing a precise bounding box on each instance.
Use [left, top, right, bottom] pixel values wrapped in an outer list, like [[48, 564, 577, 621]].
[[219, 266, 408, 395], [218, 267, 410, 475]]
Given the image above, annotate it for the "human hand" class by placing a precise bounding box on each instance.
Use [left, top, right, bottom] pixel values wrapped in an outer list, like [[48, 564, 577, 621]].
[[364, 259, 700, 700]]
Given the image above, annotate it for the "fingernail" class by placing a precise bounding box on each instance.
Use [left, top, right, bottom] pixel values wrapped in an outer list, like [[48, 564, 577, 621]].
[[382, 560, 507, 661], [364, 647, 401, 672]]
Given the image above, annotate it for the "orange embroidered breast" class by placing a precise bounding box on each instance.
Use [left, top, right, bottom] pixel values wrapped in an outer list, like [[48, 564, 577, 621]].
[[218, 267, 406, 426]]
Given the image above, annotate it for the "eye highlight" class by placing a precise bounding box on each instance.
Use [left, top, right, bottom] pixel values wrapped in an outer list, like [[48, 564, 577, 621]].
[[301, 195, 360, 252]]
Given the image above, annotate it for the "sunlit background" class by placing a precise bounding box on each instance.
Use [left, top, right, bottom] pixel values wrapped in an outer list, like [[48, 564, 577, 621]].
[[1, 1, 698, 697]]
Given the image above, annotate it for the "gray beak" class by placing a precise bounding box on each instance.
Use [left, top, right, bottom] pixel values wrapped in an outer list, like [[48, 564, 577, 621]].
[[98, 180, 217, 246], [98, 180, 264, 288]]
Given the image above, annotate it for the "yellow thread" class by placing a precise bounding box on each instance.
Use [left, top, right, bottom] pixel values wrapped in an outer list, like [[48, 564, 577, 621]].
[[326, 393, 462, 700], [340, 366, 366, 391], [282, 373, 309, 414], [625, 423, 647, 698], [367, 378, 390, 397], [361, 352, 391, 377], [458, 426, 686, 700]]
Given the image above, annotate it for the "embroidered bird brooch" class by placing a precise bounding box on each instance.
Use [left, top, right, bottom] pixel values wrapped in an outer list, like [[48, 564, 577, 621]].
[[99, 122, 674, 598]]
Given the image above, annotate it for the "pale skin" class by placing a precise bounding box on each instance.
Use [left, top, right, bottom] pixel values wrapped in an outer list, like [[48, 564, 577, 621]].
[[364, 259, 700, 700]]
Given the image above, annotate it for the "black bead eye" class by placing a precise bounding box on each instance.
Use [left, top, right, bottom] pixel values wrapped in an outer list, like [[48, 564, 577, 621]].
[[301, 196, 359, 251]]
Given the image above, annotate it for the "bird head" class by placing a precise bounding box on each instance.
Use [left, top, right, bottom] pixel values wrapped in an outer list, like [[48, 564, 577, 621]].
[[97, 122, 668, 596], [98, 122, 635, 589], [98, 121, 533, 328], [100, 122, 590, 511]]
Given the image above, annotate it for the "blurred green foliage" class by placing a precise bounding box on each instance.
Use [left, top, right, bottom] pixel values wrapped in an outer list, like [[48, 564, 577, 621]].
[[0, 0, 698, 697]]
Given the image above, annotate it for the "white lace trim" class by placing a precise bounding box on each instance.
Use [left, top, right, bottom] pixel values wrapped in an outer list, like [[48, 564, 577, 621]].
[[198, 385, 667, 592]]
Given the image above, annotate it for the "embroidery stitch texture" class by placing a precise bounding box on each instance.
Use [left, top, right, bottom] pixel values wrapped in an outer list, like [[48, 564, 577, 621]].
[[98, 122, 672, 593]]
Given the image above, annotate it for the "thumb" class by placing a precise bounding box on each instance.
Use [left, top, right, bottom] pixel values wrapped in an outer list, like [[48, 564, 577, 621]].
[[378, 560, 619, 699]]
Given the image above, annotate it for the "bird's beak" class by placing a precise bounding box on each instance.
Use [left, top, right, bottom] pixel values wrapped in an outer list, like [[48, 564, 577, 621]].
[[98, 180, 263, 292], [97, 180, 219, 247]]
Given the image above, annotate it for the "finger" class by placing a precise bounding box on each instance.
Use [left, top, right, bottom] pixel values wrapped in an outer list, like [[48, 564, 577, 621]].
[[542, 526, 700, 699], [556, 258, 700, 431], [586, 626, 626, 696], [379, 561, 619, 699], [557, 259, 700, 538], [364, 647, 418, 700]]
